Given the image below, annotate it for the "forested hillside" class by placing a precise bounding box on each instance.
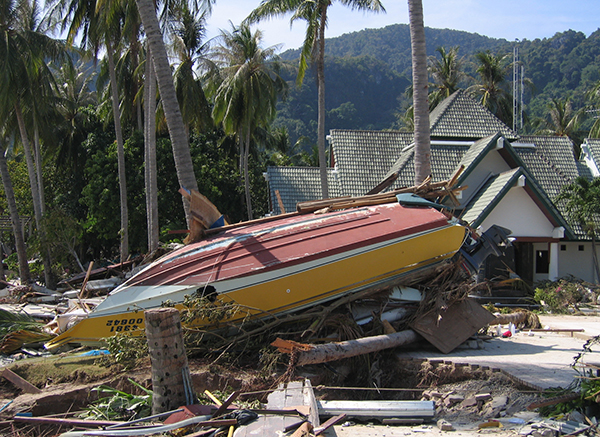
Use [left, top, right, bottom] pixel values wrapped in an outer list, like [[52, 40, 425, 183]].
[[275, 23, 600, 150]]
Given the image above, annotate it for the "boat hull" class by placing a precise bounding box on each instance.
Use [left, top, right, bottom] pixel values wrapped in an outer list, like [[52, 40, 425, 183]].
[[46, 203, 467, 349]]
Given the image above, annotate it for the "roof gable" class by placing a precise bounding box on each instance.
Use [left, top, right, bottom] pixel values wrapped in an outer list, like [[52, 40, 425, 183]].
[[429, 90, 519, 141], [460, 167, 573, 239]]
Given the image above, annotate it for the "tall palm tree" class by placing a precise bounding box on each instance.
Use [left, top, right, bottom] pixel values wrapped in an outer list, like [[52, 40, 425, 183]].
[[408, 0, 430, 185], [0, 141, 31, 285], [535, 97, 586, 155], [468, 51, 513, 126], [586, 80, 600, 138], [135, 0, 200, 225], [556, 176, 600, 281], [50, 0, 131, 262], [171, 4, 212, 136], [144, 43, 159, 252], [210, 23, 287, 220], [246, 0, 385, 200], [428, 46, 466, 109], [0, 0, 65, 286]]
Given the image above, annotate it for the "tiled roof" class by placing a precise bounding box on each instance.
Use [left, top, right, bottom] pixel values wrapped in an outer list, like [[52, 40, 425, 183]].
[[429, 90, 519, 141], [386, 143, 471, 187], [329, 130, 413, 196], [461, 168, 521, 226], [265, 166, 341, 215], [513, 136, 578, 201]]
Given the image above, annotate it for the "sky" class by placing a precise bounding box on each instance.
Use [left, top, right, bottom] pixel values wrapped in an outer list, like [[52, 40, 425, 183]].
[[205, 0, 600, 52]]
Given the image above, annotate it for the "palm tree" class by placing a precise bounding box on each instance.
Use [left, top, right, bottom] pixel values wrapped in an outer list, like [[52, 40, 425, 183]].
[[0, 0, 65, 286], [144, 43, 159, 252], [209, 23, 287, 220], [586, 81, 600, 138], [534, 97, 586, 156], [50, 0, 131, 262], [428, 46, 466, 109], [135, 0, 200, 225], [171, 4, 212, 136], [408, 0, 430, 185], [556, 176, 600, 281], [246, 0, 385, 200], [468, 51, 513, 126]]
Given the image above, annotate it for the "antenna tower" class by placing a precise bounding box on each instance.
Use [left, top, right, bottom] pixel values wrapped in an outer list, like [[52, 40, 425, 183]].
[[513, 43, 524, 132]]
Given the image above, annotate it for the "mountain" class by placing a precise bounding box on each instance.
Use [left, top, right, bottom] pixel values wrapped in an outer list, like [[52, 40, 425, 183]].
[[274, 23, 600, 150]]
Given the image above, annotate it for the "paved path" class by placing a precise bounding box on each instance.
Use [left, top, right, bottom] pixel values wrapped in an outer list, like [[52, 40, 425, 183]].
[[396, 313, 600, 390]]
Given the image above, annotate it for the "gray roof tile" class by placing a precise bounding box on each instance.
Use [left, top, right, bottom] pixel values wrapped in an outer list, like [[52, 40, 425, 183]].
[[266, 166, 341, 215], [429, 90, 519, 140], [329, 129, 413, 196]]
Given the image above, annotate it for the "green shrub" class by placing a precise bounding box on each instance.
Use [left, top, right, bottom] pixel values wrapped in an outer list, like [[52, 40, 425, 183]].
[[534, 279, 586, 313]]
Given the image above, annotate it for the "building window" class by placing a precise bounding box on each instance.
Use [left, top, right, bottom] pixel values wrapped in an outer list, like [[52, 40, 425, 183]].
[[579, 245, 585, 251], [560, 245, 566, 251], [536, 250, 549, 274]]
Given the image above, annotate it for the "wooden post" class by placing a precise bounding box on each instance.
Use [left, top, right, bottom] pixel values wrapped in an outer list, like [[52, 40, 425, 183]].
[[145, 307, 195, 414]]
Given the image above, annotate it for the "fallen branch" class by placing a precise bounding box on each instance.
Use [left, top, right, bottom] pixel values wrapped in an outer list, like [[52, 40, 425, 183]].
[[273, 330, 420, 366]]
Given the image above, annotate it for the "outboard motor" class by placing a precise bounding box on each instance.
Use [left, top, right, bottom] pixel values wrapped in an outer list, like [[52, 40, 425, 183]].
[[460, 225, 513, 276]]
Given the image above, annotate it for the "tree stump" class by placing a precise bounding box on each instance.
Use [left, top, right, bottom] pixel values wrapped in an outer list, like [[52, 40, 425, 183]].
[[145, 307, 195, 414]]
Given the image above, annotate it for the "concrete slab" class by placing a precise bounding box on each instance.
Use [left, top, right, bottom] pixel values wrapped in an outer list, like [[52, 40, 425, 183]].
[[396, 314, 600, 390]]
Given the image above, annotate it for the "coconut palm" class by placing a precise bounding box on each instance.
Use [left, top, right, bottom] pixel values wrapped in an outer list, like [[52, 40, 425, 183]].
[[144, 43, 159, 252], [586, 81, 600, 138], [428, 46, 466, 110], [0, 134, 31, 285], [246, 0, 385, 199], [556, 176, 600, 281], [534, 97, 586, 155], [408, 0, 430, 185], [468, 51, 513, 126], [0, 0, 66, 286], [135, 0, 200, 226], [49, 0, 132, 262], [209, 22, 287, 220], [171, 4, 212, 136]]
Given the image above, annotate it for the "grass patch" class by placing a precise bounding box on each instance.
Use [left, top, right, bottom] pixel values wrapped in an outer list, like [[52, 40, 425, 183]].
[[8, 355, 115, 387]]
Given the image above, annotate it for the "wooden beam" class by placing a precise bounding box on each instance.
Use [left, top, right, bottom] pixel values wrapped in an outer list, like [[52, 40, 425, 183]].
[[1, 368, 41, 394]]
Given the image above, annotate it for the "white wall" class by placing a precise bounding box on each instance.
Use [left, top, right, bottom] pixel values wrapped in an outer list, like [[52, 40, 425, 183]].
[[557, 241, 597, 283], [460, 151, 512, 208], [478, 187, 555, 237]]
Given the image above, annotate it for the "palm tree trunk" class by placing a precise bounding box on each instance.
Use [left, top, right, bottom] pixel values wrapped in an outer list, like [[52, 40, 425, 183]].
[[0, 149, 31, 284], [135, 0, 198, 226], [408, 0, 431, 185], [244, 129, 253, 221], [145, 44, 159, 252], [106, 39, 129, 263], [317, 6, 329, 199], [14, 100, 53, 286], [33, 120, 45, 214]]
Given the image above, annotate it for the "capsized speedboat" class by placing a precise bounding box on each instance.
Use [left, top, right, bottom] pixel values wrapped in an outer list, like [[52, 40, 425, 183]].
[[45, 196, 507, 349]]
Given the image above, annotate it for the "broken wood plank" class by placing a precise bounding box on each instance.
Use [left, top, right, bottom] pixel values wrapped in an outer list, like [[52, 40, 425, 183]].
[[275, 330, 420, 366], [290, 421, 313, 437], [314, 413, 346, 435], [1, 368, 41, 394], [527, 393, 580, 411], [11, 416, 122, 427], [212, 391, 240, 418]]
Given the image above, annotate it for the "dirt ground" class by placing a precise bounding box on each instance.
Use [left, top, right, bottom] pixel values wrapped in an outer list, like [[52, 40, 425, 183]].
[[0, 350, 557, 437]]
